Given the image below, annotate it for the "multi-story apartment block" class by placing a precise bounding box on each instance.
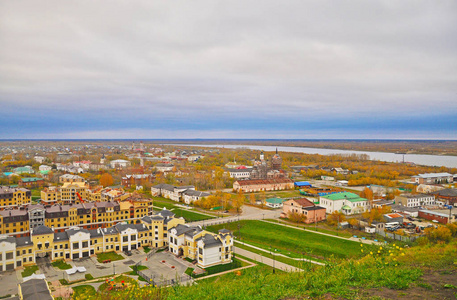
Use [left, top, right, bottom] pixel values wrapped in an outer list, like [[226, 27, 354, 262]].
[[0, 208, 219, 273], [0, 198, 153, 236], [168, 224, 233, 268], [394, 193, 435, 208], [59, 174, 85, 184], [151, 184, 196, 202], [0, 186, 31, 209]]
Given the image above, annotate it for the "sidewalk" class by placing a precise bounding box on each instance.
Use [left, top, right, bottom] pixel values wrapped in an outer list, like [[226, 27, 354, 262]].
[[235, 240, 325, 266], [234, 247, 302, 272]]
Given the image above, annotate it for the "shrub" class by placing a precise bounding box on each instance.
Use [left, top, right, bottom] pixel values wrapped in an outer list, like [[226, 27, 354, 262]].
[[85, 274, 94, 280]]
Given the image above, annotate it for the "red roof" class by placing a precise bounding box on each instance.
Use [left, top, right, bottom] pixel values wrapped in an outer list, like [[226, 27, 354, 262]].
[[235, 178, 293, 186], [237, 166, 247, 169]]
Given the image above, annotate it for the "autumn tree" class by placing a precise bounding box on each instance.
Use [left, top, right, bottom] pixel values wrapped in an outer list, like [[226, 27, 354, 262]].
[[327, 211, 346, 226], [233, 191, 245, 213], [249, 194, 256, 205], [360, 187, 374, 201], [287, 211, 307, 224], [99, 173, 114, 187], [347, 218, 359, 229]]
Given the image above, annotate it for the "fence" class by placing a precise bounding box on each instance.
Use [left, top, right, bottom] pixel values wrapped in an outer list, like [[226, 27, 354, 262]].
[[377, 231, 418, 242]]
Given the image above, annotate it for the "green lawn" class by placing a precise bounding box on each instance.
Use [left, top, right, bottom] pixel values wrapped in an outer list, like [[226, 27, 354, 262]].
[[172, 208, 214, 222], [51, 259, 72, 270], [194, 258, 248, 278], [207, 220, 362, 260], [72, 285, 96, 300], [152, 197, 177, 209], [21, 265, 39, 277], [143, 246, 151, 253], [98, 275, 138, 293], [96, 251, 124, 263]]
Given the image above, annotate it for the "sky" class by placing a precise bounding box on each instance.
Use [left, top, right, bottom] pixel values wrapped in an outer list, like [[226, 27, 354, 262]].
[[1, 0, 456, 139]]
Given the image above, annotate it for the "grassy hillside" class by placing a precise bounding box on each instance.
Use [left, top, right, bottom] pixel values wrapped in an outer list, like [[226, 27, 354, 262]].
[[78, 240, 457, 299], [207, 220, 362, 259]]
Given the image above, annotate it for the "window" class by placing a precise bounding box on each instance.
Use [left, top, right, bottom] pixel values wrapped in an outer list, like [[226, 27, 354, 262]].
[[82, 241, 88, 248], [123, 236, 128, 242], [6, 252, 13, 260], [199, 248, 203, 255], [131, 235, 136, 241], [73, 242, 79, 249]]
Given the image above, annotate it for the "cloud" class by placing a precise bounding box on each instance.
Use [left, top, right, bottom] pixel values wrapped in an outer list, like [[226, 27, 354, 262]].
[[0, 0, 456, 138]]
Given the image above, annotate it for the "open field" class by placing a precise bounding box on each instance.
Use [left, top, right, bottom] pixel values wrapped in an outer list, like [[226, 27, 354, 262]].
[[172, 208, 214, 222], [207, 220, 362, 260]]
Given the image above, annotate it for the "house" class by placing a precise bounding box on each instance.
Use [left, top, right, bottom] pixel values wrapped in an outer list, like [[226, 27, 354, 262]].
[[110, 159, 131, 169], [265, 198, 285, 208], [233, 178, 294, 193], [168, 224, 233, 268], [0, 186, 31, 209], [412, 173, 453, 184], [319, 192, 369, 215], [19, 177, 45, 188], [432, 188, 457, 206], [390, 204, 420, 217], [335, 180, 349, 187], [39, 165, 52, 172], [418, 210, 455, 224], [394, 194, 435, 208], [57, 164, 84, 174], [332, 167, 349, 175], [73, 160, 92, 170], [182, 189, 211, 205], [281, 198, 326, 223]]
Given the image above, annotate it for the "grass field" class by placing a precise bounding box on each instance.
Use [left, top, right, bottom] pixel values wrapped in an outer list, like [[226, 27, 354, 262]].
[[21, 265, 38, 277], [96, 251, 124, 263], [207, 220, 362, 260], [172, 208, 214, 222], [51, 259, 72, 270]]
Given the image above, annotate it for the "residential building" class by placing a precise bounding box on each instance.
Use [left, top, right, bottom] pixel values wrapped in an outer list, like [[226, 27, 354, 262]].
[[13, 166, 34, 175], [412, 173, 453, 184], [39, 165, 52, 172], [227, 168, 253, 179], [319, 192, 369, 215], [155, 163, 174, 172], [394, 194, 435, 208], [383, 213, 404, 224], [0, 186, 31, 209], [332, 167, 349, 175], [34, 156, 46, 164], [151, 184, 196, 202], [390, 204, 420, 217], [281, 198, 326, 223], [110, 159, 131, 169], [27, 204, 45, 230], [233, 178, 294, 193], [73, 160, 91, 170], [168, 224, 233, 268], [182, 190, 210, 205], [265, 198, 286, 209], [0, 199, 153, 236]]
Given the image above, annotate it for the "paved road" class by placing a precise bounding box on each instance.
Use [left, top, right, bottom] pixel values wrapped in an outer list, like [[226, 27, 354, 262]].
[[234, 246, 302, 272]]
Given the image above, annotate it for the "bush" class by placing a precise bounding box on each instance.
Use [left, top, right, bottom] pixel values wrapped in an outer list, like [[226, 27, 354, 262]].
[[59, 279, 69, 285], [85, 274, 94, 280]]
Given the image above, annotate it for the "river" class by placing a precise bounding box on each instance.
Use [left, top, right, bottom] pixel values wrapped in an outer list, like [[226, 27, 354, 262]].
[[168, 144, 457, 168]]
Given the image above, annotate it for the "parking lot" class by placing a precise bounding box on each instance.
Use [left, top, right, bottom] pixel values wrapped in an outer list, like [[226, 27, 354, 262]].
[[140, 251, 192, 283], [0, 270, 20, 297]]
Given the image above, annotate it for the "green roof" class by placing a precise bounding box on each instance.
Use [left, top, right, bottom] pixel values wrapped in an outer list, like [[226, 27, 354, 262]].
[[21, 177, 43, 182], [266, 198, 285, 204], [321, 192, 367, 203], [341, 205, 352, 210], [39, 170, 50, 175]]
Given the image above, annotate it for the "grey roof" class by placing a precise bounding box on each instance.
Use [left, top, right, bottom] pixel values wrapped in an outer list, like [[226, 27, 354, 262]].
[[183, 189, 210, 197], [157, 209, 175, 218], [0, 236, 16, 245], [433, 188, 457, 197], [390, 204, 420, 213], [16, 236, 32, 247], [19, 279, 53, 300], [32, 225, 54, 235], [199, 234, 222, 249], [89, 229, 103, 238], [218, 229, 231, 234], [100, 226, 118, 235], [53, 232, 69, 242], [134, 223, 149, 232], [115, 223, 138, 233], [172, 224, 201, 236]]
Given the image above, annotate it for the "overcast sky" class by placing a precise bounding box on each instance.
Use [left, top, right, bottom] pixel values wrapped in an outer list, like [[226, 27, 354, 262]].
[[1, 0, 456, 139]]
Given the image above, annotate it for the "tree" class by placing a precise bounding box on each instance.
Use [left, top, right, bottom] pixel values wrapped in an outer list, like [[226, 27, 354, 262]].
[[287, 211, 307, 224], [347, 218, 359, 229], [327, 211, 346, 227], [360, 187, 373, 201], [233, 191, 245, 213], [249, 194, 256, 205], [100, 173, 114, 187]]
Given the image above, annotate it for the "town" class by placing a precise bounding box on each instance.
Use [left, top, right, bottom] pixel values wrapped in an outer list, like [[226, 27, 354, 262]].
[[0, 141, 456, 299]]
